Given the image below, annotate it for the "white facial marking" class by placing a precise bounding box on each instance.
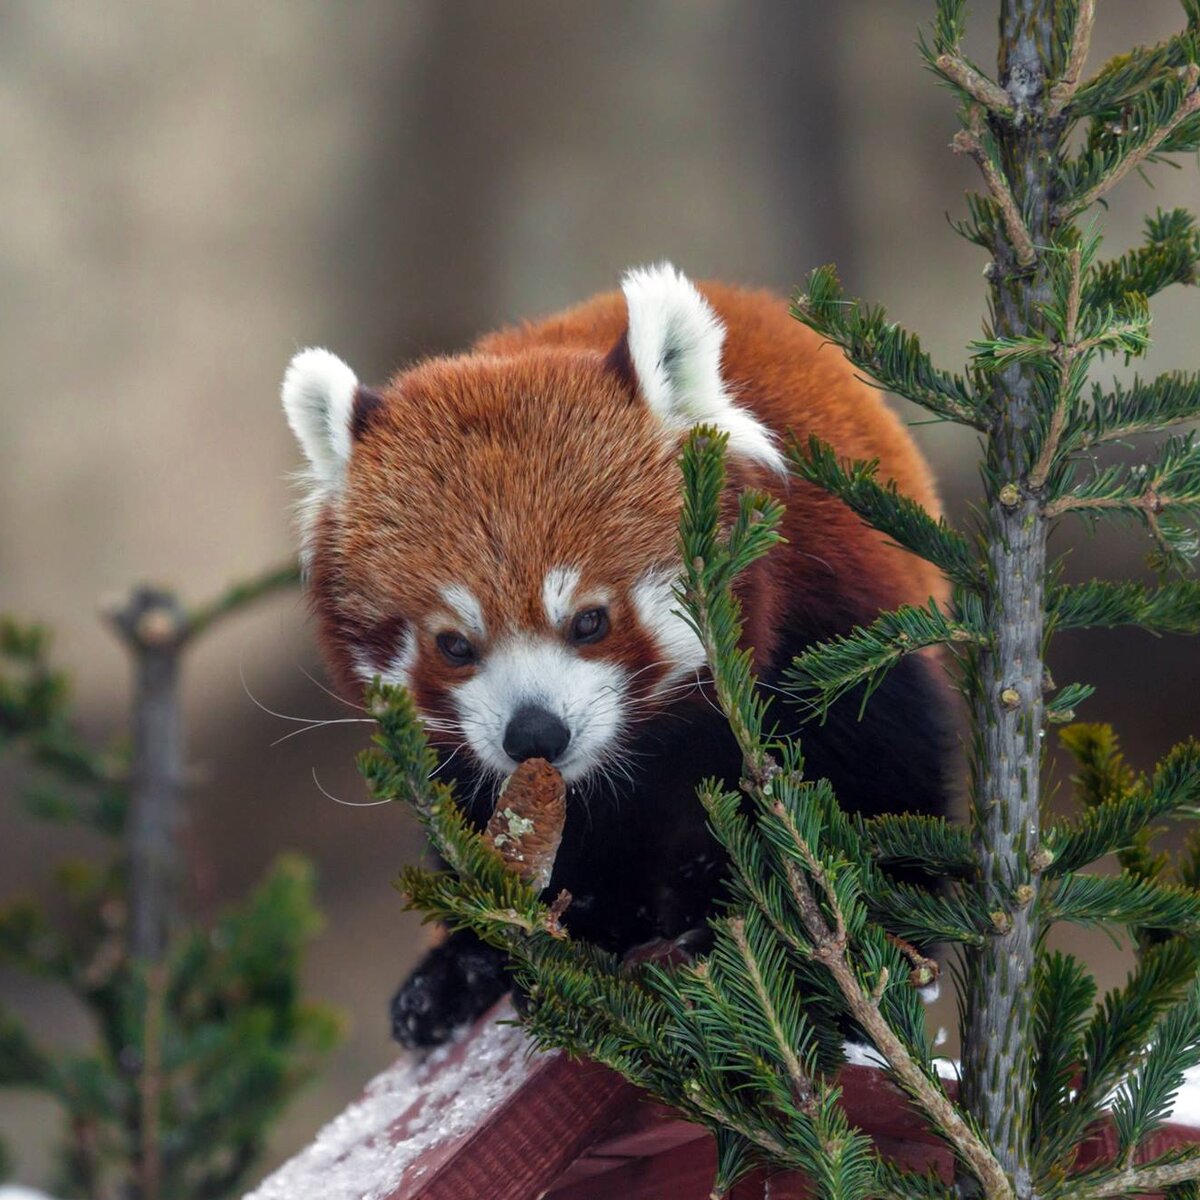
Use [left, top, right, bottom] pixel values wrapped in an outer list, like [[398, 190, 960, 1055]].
[[439, 584, 486, 639], [621, 263, 786, 475], [542, 565, 581, 627], [354, 626, 417, 688], [632, 566, 707, 694], [449, 636, 626, 783]]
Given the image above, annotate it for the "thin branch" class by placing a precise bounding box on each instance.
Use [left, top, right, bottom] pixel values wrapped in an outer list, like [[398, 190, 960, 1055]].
[[1047, 0, 1097, 117], [106, 587, 188, 963], [1029, 244, 1083, 490], [1058, 67, 1200, 219], [1042, 487, 1167, 520], [728, 918, 816, 1113], [184, 560, 301, 643], [935, 52, 1014, 115], [1072, 1153, 1200, 1198], [138, 963, 167, 1200], [772, 803, 1013, 1200], [953, 113, 1037, 268]]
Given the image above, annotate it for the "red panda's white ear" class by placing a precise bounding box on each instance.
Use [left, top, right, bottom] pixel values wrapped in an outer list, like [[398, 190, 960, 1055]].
[[621, 264, 785, 474], [281, 348, 359, 494]]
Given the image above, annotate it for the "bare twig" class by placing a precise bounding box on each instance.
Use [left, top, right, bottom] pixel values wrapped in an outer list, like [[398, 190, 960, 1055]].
[[1046, 0, 1096, 117], [1029, 244, 1083, 490], [184, 560, 300, 643], [107, 587, 189, 963], [104, 563, 302, 961], [1057, 67, 1200, 220], [935, 52, 1014, 115], [953, 113, 1037, 269]]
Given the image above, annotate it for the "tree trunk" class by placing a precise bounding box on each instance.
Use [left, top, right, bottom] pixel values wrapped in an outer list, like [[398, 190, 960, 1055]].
[[959, 4, 1058, 1197]]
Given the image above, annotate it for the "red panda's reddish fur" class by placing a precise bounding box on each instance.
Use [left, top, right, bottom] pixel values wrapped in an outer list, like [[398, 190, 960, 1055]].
[[297, 278, 956, 1049], [311, 282, 948, 718]]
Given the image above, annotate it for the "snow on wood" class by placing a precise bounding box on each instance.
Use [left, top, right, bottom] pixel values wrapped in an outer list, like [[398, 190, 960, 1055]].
[[246, 1002, 535, 1200], [245, 1001, 1200, 1200]]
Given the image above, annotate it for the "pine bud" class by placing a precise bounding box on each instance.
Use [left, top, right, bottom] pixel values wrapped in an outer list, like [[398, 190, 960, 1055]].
[[486, 757, 567, 891]]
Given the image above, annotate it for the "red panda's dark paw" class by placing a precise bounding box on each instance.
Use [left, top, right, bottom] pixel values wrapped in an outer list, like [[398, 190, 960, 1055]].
[[390, 930, 511, 1048]]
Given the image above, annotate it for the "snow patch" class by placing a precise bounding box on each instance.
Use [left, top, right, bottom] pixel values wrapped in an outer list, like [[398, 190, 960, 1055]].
[[843, 1043, 1200, 1125], [245, 1002, 535, 1200]]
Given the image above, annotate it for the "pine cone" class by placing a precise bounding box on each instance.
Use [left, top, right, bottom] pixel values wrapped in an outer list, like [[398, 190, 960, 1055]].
[[485, 757, 566, 891]]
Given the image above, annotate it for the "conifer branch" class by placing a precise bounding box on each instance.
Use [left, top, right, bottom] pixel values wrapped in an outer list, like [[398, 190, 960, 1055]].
[[1073, 370, 1200, 450], [727, 916, 816, 1112], [1042, 433, 1200, 563], [784, 600, 988, 718], [771, 802, 1012, 1200], [1028, 243, 1083, 490], [858, 813, 975, 879], [183, 560, 300, 643], [1047, 872, 1200, 935], [952, 110, 1037, 269], [1050, 579, 1200, 635], [1109, 983, 1200, 1159], [789, 438, 980, 587], [1071, 1150, 1200, 1199], [1070, 24, 1200, 117], [1046, 731, 1200, 876], [1083, 209, 1200, 311], [791, 268, 986, 428], [1057, 65, 1200, 221], [1046, 0, 1096, 117]]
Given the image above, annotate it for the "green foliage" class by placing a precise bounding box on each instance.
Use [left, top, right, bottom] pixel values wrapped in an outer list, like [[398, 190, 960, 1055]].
[[1111, 982, 1200, 1156], [381, 430, 975, 1199], [1051, 578, 1200, 634], [789, 438, 980, 587], [385, 5, 1200, 1198], [784, 598, 988, 719], [1070, 28, 1200, 117], [1083, 209, 1200, 310], [0, 620, 338, 1198], [1061, 68, 1200, 218], [1048, 726, 1200, 877], [857, 812, 975, 879], [790, 266, 985, 428]]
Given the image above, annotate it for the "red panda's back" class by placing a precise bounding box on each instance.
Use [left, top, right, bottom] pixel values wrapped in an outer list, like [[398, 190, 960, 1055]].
[[476, 282, 948, 621], [475, 283, 941, 519]]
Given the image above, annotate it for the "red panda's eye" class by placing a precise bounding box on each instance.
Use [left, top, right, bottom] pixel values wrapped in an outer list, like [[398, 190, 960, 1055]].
[[569, 607, 609, 645], [436, 632, 478, 666]]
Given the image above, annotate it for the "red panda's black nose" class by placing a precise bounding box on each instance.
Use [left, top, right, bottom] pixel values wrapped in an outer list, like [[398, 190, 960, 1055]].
[[503, 705, 571, 764]]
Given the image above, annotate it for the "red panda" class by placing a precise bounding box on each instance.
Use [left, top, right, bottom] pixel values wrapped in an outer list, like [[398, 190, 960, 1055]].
[[282, 264, 953, 1047]]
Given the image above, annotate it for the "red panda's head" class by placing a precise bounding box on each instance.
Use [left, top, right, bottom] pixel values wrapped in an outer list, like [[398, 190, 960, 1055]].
[[282, 265, 784, 786]]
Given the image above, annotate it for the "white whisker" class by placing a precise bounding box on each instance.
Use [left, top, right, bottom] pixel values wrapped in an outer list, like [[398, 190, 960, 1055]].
[[312, 767, 392, 806], [270, 716, 378, 747]]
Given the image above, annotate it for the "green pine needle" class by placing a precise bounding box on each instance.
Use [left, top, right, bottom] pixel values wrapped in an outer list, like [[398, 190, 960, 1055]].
[[784, 599, 988, 720], [791, 266, 985, 429], [1051, 579, 1200, 635], [789, 437, 979, 588]]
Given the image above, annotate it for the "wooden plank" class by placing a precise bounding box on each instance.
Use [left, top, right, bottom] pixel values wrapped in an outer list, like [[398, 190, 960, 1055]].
[[248, 1002, 637, 1200], [404, 1054, 632, 1200], [255, 1001, 1200, 1200]]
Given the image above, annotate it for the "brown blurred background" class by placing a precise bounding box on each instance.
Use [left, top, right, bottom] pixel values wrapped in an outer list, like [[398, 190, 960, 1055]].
[[2, 0, 1198, 1188]]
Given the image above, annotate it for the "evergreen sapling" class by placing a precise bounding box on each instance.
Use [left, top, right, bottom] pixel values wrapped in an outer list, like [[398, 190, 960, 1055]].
[[365, 3, 1200, 1197]]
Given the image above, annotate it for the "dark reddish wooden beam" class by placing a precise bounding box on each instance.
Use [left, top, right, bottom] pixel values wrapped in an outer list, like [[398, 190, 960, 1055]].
[[251, 1002, 1200, 1200]]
